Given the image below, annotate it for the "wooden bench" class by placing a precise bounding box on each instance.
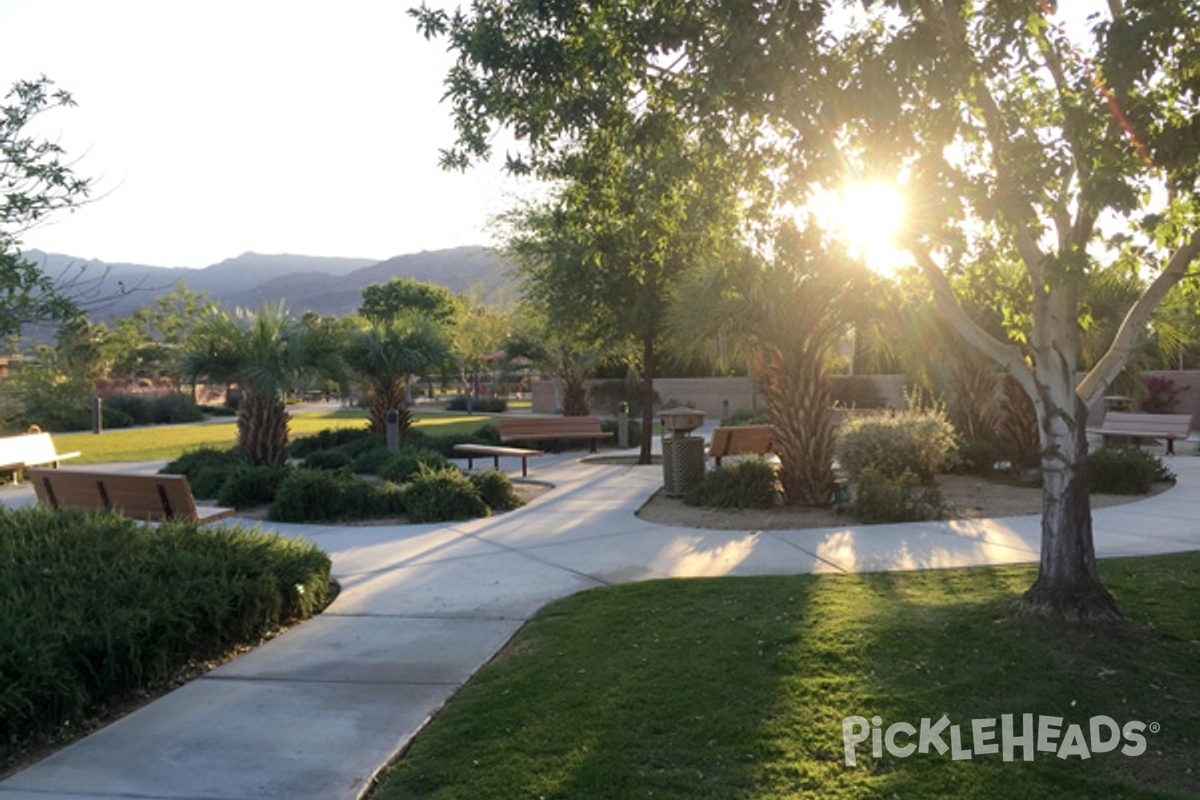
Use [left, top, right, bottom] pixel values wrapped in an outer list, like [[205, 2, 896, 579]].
[[26, 468, 235, 523], [707, 425, 774, 466], [0, 432, 81, 482], [453, 443, 544, 477], [497, 416, 613, 453], [1088, 412, 1194, 455]]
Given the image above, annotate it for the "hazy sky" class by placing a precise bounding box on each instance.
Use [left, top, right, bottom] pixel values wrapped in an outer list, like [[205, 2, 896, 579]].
[[2, 0, 529, 268]]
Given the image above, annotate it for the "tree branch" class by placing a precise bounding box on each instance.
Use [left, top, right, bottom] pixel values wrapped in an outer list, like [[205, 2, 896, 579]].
[[907, 243, 1034, 395], [1079, 232, 1200, 405]]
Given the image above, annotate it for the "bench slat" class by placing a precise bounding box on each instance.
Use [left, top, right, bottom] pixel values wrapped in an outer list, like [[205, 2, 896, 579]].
[[26, 468, 233, 523], [1088, 412, 1193, 455], [707, 425, 773, 465], [497, 416, 612, 453]]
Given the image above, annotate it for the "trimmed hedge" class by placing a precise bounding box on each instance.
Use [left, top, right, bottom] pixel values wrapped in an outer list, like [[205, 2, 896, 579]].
[[0, 507, 331, 747], [268, 469, 406, 523], [1088, 447, 1175, 495]]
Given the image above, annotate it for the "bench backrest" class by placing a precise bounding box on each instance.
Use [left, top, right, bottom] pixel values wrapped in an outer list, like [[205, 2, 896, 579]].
[[708, 425, 773, 457], [498, 416, 605, 439], [27, 468, 202, 521], [1100, 412, 1193, 437], [0, 432, 64, 467]]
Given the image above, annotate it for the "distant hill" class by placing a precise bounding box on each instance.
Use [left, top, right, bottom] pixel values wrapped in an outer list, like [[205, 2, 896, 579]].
[[22, 247, 518, 321]]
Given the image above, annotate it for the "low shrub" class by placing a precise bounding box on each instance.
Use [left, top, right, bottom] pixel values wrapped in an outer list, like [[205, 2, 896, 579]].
[[469, 469, 524, 512], [684, 459, 778, 509], [404, 466, 489, 523], [215, 465, 290, 509], [446, 396, 508, 413], [351, 446, 394, 475], [289, 427, 374, 458], [304, 449, 354, 471], [411, 427, 502, 458], [0, 507, 330, 746], [725, 407, 769, 426], [268, 469, 405, 522], [835, 407, 959, 483], [163, 446, 249, 480], [378, 447, 452, 483], [850, 467, 947, 523], [1087, 447, 1176, 495]]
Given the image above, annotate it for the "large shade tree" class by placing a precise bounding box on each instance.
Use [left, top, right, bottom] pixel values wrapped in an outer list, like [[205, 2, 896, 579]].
[[417, 0, 1200, 621], [178, 304, 345, 466]]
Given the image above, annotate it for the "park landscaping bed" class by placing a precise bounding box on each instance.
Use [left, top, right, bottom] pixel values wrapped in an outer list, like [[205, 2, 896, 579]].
[[370, 553, 1200, 799], [0, 507, 332, 776]]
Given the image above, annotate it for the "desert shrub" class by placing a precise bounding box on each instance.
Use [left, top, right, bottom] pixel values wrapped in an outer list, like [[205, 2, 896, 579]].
[[190, 466, 231, 499], [1141, 375, 1181, 413], [726, 407, 769, 426], [446, 395, 508, 413], [289, 427, 374, 458], [351, 446, 394, 475], [268, 470, 405, 522], [105, 392, 204, 425], [413, 426, 502, 458], [469, 469, 524, 512], [215, 465, 290, 509], [1087, 447, 1176, 495], [304, 449, 354, 471], [835, 407, 959, 484], [379, 447, 452, 482], [404, 466, 489, 523], [684, 459, 778, 509], [0, 506, 330, 745], [850, 467, 947, 523], [162, 446, 249, 481]]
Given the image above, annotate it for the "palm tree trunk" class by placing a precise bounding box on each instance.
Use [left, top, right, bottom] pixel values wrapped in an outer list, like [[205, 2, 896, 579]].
[[759, 347, 836, 506], [369, 382, 411, 436], [238, 391, 290, 467]]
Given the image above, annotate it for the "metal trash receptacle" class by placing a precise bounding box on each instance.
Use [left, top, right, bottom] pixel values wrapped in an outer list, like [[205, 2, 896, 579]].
[[662, 435, 706, 497]]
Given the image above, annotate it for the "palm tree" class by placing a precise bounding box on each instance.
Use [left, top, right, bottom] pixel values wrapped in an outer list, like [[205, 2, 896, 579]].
[[178, 304, 345, 466], [673, 223, 872, 506], [344, 313, 449, 436]]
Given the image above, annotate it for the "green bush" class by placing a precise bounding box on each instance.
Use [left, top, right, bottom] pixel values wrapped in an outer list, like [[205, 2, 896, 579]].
[[447, 395, 508, 413], [268, 470, 405, 522], [835, 408, 959, 483], [289, 427, 374, 458], [351, 446, 394, 475], [684, 459, 778, 509], [469, 469, 524, 512], [215, 465, 290, 509], [600, 417, 643, 445], [379, 447, 452, 483], [726, 407, 769, 426], [0, 506, 330, 745], [404, 466, 489, 523], [304, 449, 354, 471], [1087, 447, 1176, 495], [407, 426, 503, 457], [162, 446, 249, 481], [850, 467, 947, 523], [104, 393, 204, 425]]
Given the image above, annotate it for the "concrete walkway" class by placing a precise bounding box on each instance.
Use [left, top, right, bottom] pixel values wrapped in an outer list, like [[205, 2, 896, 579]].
[[3, 450, 1200, 799]]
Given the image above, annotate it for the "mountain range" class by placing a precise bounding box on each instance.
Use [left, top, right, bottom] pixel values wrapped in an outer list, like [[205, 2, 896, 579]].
[[24, 246, 517, 321]]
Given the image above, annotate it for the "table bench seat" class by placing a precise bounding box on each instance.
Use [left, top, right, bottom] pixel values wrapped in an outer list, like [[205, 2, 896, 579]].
[[453, 444, 544, 477], [27, 468, 234, 523], [1088, 412, 1193, 455]]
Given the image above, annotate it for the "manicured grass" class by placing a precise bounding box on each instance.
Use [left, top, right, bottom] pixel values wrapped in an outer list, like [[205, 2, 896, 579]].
[[371, 554, 1200, 799], [49, 411, 496, 464]]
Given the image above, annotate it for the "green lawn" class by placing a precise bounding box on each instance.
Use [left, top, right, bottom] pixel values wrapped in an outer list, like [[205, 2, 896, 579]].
[[50, 410, 497, 464], [371, 554, 1200, 799]]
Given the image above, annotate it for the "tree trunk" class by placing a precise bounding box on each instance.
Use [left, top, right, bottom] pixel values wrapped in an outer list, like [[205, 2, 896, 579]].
[[759, 347, 836, 505], [639, 334, 656, 465], [238, 391, 290, 467], [368, 382, 411, 437], [1017, 390, 1122, 622]]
